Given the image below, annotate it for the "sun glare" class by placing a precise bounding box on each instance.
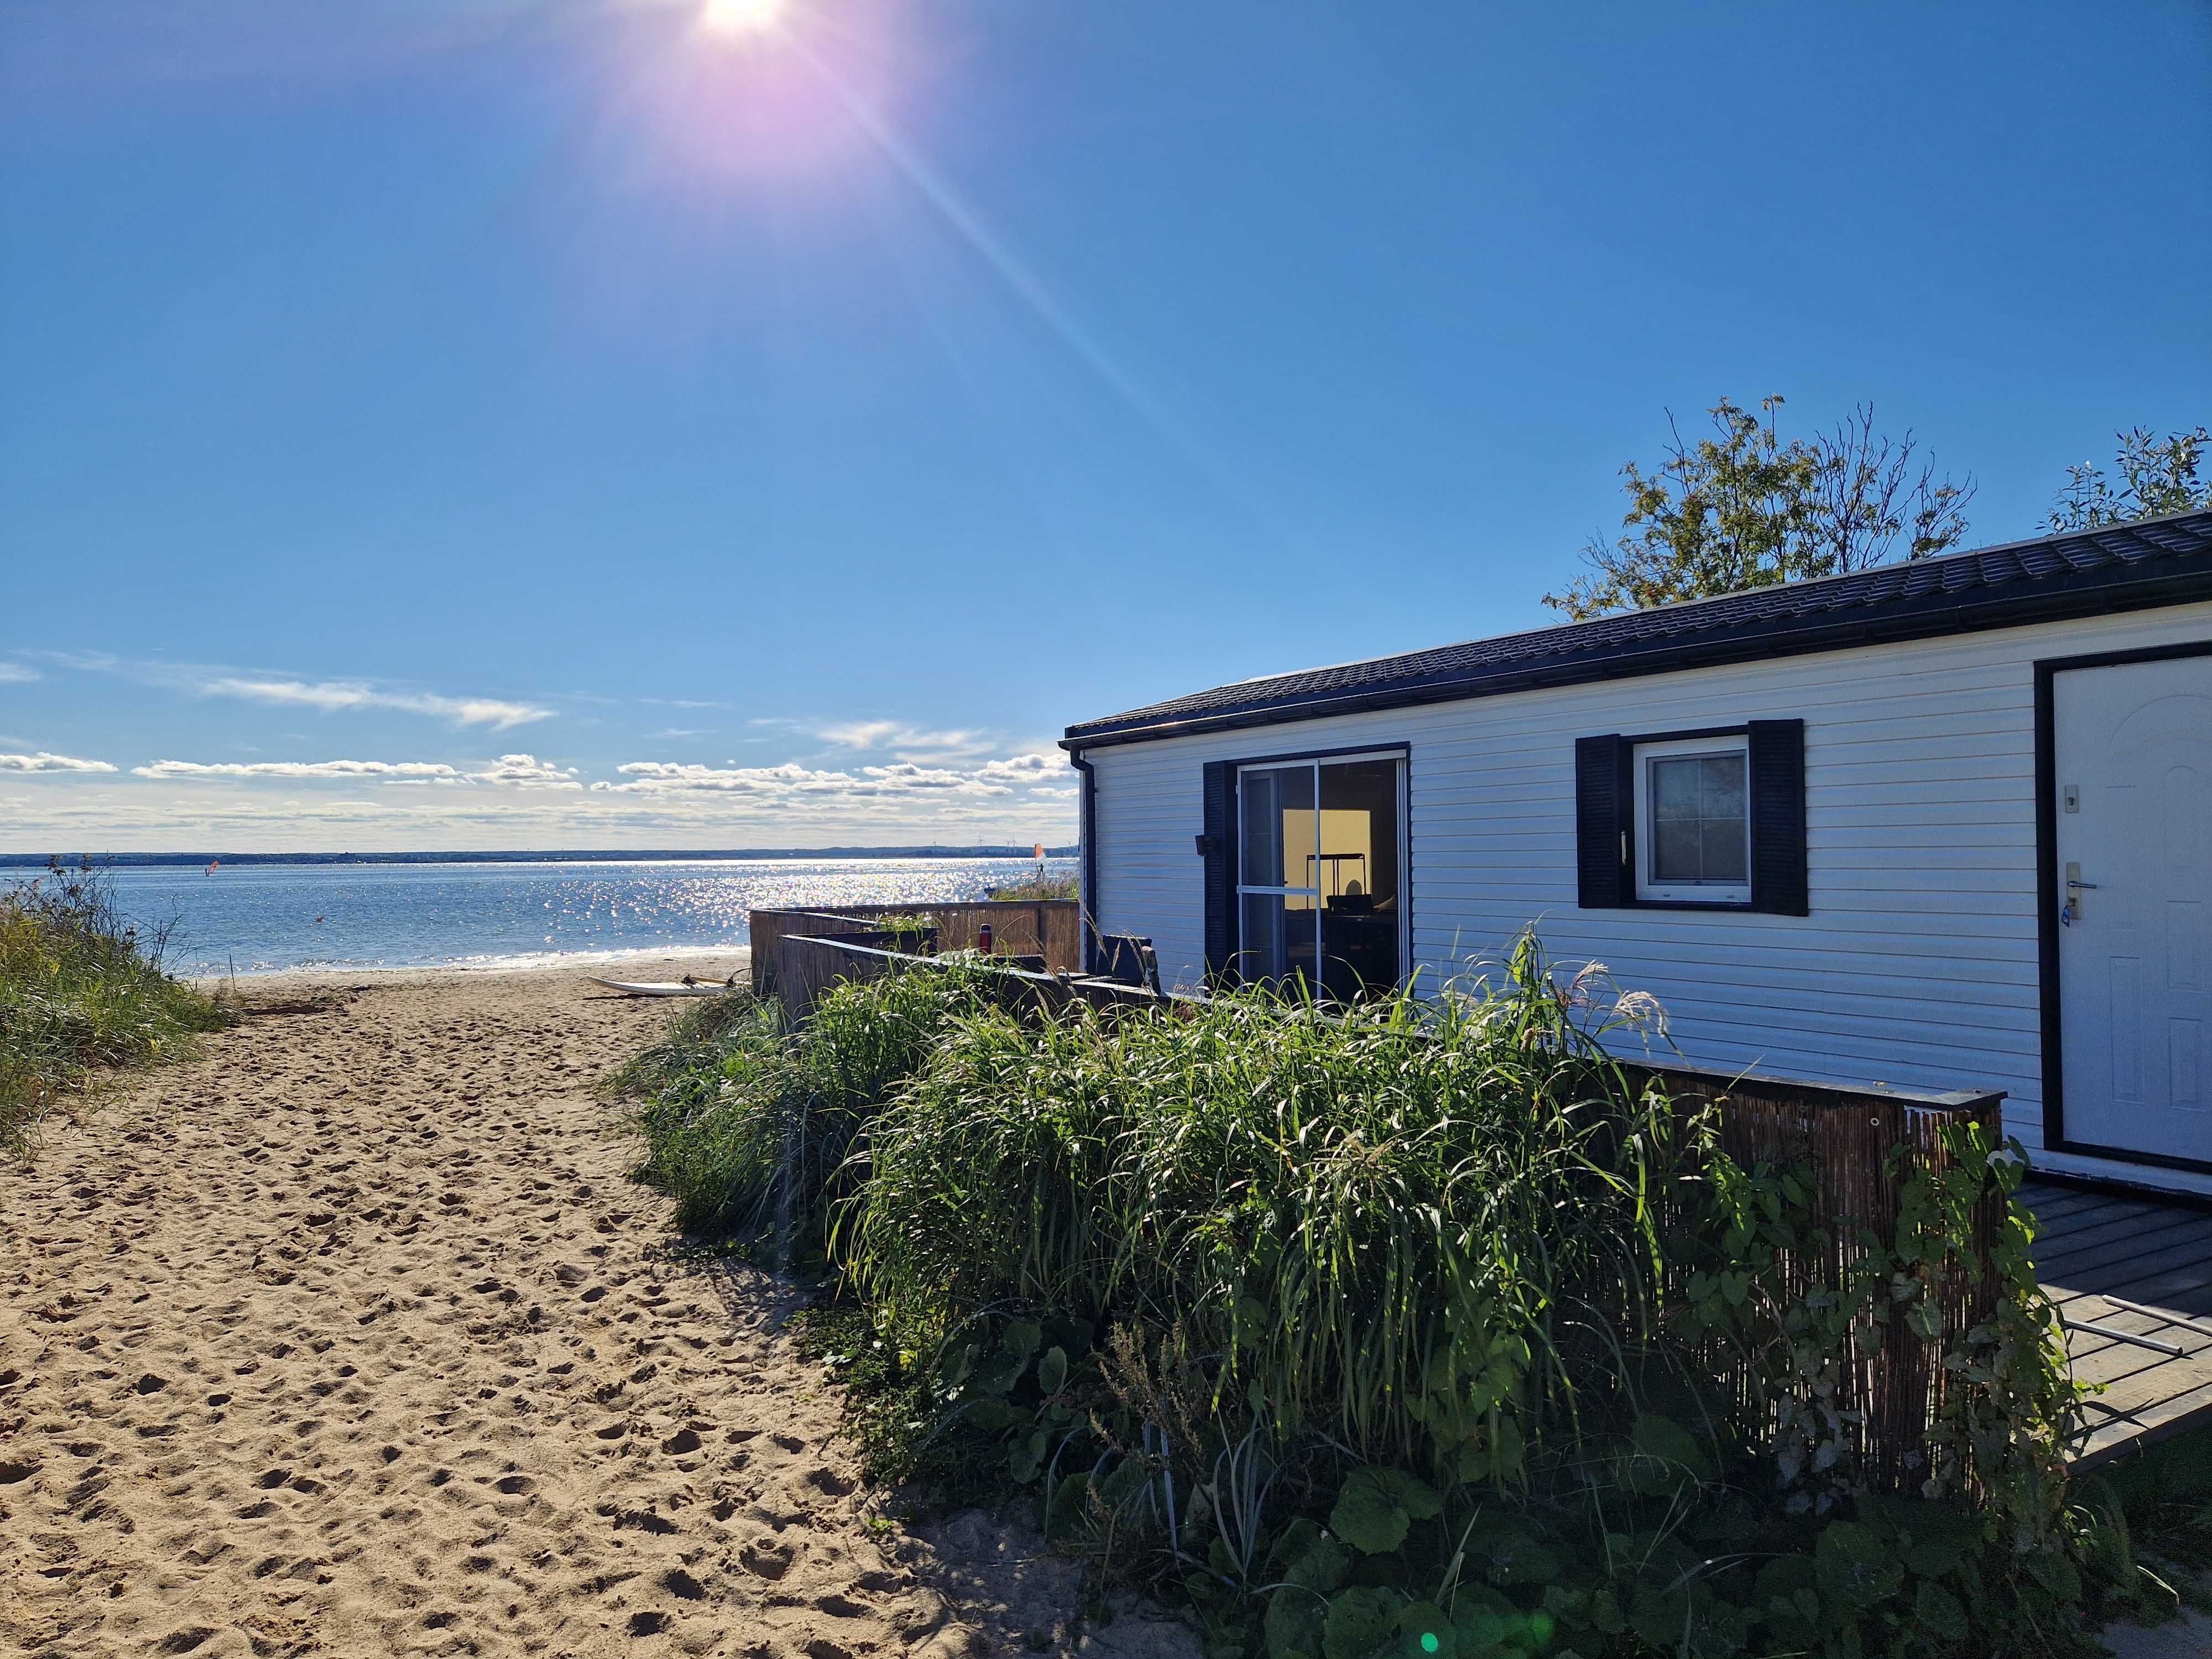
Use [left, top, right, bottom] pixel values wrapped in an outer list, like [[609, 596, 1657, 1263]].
[[702, 0, 782, 34]]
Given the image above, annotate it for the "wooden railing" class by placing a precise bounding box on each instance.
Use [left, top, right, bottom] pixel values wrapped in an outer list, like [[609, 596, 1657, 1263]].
[[749, 900, 1081, 993]]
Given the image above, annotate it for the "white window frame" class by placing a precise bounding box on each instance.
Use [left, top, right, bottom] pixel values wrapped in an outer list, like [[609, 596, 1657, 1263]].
[[1633, 733, 1752, 905], [1234, 749, 1410, 986]]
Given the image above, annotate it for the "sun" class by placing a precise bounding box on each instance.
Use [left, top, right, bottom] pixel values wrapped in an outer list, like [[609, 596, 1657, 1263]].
[[702, 0, 784, 34]]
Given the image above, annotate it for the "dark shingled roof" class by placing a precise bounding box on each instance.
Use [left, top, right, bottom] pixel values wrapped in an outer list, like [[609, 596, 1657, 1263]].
[[1064, 509, 2212, 748]]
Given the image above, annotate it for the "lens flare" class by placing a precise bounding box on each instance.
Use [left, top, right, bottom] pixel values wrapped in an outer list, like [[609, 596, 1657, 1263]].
[[702, 0, 782, 34]]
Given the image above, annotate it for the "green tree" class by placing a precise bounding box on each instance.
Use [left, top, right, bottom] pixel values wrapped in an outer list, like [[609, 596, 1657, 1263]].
[[2045, 424, 2211, 531], [1544, 396, 1974, 620]]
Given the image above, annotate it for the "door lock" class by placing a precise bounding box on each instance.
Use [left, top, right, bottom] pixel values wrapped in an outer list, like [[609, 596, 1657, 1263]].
[[2061, 861, 2098, 926]]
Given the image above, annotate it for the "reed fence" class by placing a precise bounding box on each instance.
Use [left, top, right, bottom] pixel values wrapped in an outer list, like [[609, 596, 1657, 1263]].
[[1623, 1060, 2008, 1493]]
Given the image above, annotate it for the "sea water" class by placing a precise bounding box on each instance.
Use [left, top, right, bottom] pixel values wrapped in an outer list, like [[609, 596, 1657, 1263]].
[[51, 857, 1076, 978]]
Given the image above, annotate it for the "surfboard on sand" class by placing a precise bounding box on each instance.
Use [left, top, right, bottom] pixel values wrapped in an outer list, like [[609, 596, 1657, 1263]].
[[584, 974, 740, 998]]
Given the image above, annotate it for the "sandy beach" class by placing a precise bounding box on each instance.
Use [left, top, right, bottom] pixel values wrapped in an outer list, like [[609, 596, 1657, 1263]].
[[0, 963, 1197, 1659]]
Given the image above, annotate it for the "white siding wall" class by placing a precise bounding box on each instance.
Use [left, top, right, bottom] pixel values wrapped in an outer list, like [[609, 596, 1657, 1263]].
[[1083, 602, 2212, 1198]]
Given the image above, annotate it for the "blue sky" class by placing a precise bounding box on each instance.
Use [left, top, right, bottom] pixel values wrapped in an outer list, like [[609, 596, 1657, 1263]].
[[3, 0, 2206, 851]]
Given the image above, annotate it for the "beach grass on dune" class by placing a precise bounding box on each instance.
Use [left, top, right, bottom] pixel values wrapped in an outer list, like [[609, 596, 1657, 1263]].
[[0, 862, 233, 1151], [985, 869, 1079, 901]]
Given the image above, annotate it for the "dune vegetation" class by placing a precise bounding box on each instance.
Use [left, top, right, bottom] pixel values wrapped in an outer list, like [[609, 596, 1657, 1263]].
[[0, 861, 232, 1151], [613, 942, 2169, 1658], [986, 868, 1079, 902]]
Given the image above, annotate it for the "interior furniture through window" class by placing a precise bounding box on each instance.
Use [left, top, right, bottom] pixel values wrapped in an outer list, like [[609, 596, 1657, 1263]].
[[1235, 752, 1405, 997]]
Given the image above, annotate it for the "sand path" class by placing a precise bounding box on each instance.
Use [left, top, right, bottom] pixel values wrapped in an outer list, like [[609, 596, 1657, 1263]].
[[0, 966, 1197, 1659]]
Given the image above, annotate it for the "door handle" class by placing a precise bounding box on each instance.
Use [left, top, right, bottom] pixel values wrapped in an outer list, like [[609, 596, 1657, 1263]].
[[2061, 862, 2096, 925]]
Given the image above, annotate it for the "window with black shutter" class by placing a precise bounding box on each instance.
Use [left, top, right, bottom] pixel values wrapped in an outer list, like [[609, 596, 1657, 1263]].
[[1575, 720, 1806, 915]]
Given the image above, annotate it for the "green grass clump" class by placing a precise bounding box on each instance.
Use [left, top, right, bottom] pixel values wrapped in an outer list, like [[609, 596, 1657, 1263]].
[[1, 861, 232, 1151], [611, 962, 1007, 1256]]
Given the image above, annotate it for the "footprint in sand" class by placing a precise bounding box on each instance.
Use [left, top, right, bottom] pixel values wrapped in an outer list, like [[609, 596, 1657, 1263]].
[[0, 967, 1202, 1659]]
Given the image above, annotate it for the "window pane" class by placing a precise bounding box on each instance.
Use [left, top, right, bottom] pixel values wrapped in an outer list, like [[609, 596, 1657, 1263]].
[[1644, 747, 1748, 890], [1700, 755, 1746, 820], [1239, 893, 1316, 987], [1318, 758, 1402, 998], [1701, 818, 1749, 882], [1652, 821, 1702, 883], [1240, 893, 1287, 980], [1239, 770, 1282, 886], [1652, 758, 1700, 820], [1239, 765, 1314, 889]]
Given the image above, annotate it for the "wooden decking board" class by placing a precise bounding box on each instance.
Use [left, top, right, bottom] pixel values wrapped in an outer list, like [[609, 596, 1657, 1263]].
[[2029, 1209, 2207, 1265], [2017, 1183, 2212, 1467], [2035, 1232, 2212, 1291], [2043, 1261, 2212, 1311], [2041, 1244, 2209, 1285], [2066, 1338, 2206, 1388], [2032, 1192, 2186, 1227], [2065, 1330, 2203, 1384], [2021, 1190, 2135, 1223], [2090, 1270, 2212, 1317], [2033, 1191, 2164, 1222]]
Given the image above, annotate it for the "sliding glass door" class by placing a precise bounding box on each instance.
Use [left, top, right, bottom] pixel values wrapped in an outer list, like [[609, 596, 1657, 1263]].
[[1235, 752, 1405, 997]]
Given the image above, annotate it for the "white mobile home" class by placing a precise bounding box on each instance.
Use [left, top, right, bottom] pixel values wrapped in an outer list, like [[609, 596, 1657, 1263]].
[[1062, 510, 2212, 1198]]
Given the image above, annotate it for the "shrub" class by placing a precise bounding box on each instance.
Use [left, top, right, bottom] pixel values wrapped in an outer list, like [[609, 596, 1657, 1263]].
[[1, 860, 231, 1150]]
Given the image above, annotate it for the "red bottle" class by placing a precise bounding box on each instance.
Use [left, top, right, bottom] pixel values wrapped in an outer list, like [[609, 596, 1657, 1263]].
[[977, 921, 993, 956]]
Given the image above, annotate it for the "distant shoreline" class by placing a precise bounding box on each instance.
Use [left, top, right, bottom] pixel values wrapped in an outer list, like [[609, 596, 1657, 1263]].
[[0, 846, 1078, 870]]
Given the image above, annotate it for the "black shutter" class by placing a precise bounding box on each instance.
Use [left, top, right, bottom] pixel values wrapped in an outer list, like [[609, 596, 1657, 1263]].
[[1201, 761, 1238, 980], [1574, 735, 1633, 908], [1748, 719, 1808, 916]]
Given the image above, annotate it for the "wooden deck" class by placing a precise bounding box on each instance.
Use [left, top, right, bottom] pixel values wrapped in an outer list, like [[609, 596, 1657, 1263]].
[[2018, 1180, 2212, 1467]]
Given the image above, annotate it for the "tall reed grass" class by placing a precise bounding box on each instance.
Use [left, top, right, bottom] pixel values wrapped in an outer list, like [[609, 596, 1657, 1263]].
[[843, 938, 1703, 1479], [1, 861, 231, 1150]]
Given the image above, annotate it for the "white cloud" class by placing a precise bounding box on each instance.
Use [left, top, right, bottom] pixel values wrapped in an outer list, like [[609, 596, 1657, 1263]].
[[0, 751, 116, 773], [973, 752, 1067, 783], [810, 720, 994, 762], [0, 775, 1078, 851], [134, 759, 464, 781], [597, 759, 1010, 801], [127, 753, 582, 790], [201, 677, 554, 729], [0, 662, 38, 684], [469, 754, 583, 790]]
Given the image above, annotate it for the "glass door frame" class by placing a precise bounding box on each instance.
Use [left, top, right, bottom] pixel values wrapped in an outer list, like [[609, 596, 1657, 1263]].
[[1233, 747, 1410, 993]]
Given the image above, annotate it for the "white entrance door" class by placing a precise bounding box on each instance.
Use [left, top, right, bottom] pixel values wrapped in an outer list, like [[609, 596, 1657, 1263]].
[[2054, 654, 2212, 1165]]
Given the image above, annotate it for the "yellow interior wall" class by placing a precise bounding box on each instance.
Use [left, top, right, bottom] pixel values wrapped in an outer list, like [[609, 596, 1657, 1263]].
[[1276, 807, 1375, 907]]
